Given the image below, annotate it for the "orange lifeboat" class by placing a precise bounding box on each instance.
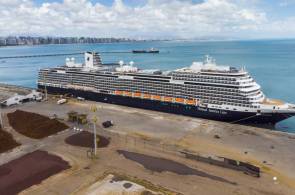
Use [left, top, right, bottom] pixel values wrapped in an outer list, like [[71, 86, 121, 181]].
[[175, 98, 184, 103], [115, 90, 123, 95], [153, 95, 161, 101], [143, 94, 151, 99], [164, 97, 173, 102], [124, 91, 132, 96], [187, 99, 196, 105], [133, 92, 141, 97]]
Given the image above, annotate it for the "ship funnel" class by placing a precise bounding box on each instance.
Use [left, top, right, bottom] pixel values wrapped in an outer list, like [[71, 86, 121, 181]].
[[85, 51, 102, 68]]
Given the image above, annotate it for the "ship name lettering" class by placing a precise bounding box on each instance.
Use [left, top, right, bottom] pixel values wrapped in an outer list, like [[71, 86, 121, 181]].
[[198, 107, 208, 112], [209, 109, 219, 113]]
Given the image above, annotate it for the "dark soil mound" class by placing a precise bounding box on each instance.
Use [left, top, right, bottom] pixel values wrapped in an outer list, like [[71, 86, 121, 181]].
[[123, 182, 132, 189], [7, 110, 68, 139], [0, 150, 70, 195], [65, 131, 110, 148], [0, 127, 20, 153]]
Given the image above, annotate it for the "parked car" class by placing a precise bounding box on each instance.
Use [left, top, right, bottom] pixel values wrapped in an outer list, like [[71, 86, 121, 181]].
[[102, 120, 113, 128]]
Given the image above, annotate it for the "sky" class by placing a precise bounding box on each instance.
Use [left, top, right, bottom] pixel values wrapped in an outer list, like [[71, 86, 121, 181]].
[[1, 0, 295, 39]]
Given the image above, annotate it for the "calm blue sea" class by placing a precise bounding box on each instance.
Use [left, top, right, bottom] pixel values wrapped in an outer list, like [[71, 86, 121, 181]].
[[1, 40, 295, 132]]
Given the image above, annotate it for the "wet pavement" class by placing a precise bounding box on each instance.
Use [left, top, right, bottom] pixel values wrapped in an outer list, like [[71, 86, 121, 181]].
[[117, 150, 237, 185]]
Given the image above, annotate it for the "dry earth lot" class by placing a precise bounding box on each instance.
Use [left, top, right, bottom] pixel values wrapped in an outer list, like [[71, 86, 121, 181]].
[[0, 150, 70, 195], [1, 98, 295, 195]]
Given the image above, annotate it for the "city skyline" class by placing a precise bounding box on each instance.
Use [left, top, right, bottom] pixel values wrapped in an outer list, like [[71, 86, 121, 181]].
[[0, 36, 140, 46], [1, 0, 295, 39]]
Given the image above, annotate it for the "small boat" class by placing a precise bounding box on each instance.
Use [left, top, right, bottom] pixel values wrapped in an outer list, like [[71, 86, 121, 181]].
[[132, 48, 159, 53]]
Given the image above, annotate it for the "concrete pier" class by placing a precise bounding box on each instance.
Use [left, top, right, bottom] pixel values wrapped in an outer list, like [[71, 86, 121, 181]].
[[1, 83, 295, 195]]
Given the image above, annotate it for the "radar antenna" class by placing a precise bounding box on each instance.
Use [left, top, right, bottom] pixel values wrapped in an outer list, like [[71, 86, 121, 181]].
[[204, 55, 214, 64], [119, 60, 124, 67]]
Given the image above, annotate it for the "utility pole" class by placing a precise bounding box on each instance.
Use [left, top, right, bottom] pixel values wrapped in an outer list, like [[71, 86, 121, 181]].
[[0, 108, 3, 128]]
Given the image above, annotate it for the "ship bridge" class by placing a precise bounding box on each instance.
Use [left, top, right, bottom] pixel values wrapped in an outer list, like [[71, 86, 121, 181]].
[[175, 55, 245, 75]]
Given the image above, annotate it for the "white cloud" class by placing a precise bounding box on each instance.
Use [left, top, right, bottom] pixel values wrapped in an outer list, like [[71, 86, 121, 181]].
[[279, 0, 295, 7], [0, 0, 294, 39]]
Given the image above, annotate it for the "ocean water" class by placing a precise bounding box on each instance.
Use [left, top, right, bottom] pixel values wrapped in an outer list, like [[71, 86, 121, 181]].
[[1, 40, 295, 132]]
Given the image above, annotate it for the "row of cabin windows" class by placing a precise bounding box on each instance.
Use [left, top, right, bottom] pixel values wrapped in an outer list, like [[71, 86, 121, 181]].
[[40, 73, 260, 96], [41, 78, 259, 102], [174, 78, 239, 85], [40, 75, 260, 97], [197, 97, 249, 104], [172, 73, 238, 81]]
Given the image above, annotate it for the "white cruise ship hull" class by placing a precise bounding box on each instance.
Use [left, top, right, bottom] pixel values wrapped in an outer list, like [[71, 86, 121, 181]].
[[38, 85, 295, 124]]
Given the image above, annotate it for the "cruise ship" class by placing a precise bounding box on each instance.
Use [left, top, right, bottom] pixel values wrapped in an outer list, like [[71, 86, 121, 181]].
[[37, 52, 295, 124]]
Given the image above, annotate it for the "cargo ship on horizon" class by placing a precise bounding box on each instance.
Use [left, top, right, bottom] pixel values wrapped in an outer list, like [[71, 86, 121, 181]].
[[132, 48, 159, 53], [37, 52, 295, 124]]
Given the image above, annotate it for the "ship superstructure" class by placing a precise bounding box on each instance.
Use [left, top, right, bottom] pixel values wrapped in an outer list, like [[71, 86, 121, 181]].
[[37, 52, 295, 124]]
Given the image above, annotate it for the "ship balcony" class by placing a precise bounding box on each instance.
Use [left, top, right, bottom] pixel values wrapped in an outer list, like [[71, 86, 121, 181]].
[[238, 81, 257, 87], [236, 79, 254, 84], [240, 85, 260, 92], [249, 100, 264, 104], [246, 93, 264, 100]]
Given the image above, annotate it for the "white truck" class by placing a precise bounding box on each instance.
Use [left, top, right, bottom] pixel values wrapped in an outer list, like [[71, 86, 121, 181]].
[[77, 97, 85, 101], [57, 98, 67, 105]]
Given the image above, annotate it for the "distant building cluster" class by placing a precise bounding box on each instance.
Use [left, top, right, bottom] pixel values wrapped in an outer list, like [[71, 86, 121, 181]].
[[0, 36, 138, 46]]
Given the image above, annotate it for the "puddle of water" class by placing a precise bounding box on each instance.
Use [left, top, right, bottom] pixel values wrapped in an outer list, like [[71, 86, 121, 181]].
[[117, 150, 237, 185]]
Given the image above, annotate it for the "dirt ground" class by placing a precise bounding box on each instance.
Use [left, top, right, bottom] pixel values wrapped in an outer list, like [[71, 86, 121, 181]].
[[0, 150, 70, 195], [0, 126, 20, 153], [1, 99, 295, 195], [81, 174, 162, 195], [7, 110, 68, 139]]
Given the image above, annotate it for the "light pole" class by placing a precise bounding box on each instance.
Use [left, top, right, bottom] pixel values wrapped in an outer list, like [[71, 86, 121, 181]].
[[93, 116, 97, 156], [44, 72, 48, 101], [91, 105, 98, 156], [0, 108, 3, 128]]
